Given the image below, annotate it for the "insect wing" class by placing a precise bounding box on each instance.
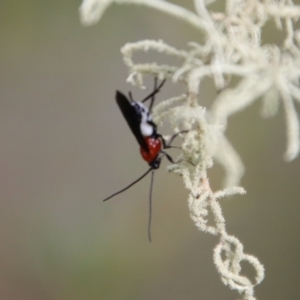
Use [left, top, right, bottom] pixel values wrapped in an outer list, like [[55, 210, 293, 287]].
[[116, 91, 149, 151]]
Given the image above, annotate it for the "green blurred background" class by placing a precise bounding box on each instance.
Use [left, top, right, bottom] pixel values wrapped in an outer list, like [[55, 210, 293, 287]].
[[0, 1, 300, 299]]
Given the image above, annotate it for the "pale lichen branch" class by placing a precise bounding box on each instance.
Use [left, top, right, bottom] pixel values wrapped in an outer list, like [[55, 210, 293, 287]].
[[79, 0, 300, 299]]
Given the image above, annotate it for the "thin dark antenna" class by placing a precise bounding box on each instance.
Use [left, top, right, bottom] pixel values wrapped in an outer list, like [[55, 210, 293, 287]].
[[148, 170, 155, 242], [103, 168, 153, 202]]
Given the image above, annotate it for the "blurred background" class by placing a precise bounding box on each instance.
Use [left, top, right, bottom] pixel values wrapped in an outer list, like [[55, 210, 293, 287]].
[[0, 1, 300, 299]]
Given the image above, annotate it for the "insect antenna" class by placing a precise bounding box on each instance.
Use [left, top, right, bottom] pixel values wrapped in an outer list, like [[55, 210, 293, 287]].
[[148, 170, 155, 242], [103, 168, 153, 202]]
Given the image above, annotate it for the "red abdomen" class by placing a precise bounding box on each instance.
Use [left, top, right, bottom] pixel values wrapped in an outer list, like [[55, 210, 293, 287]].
[[140, 137, 162, 163]]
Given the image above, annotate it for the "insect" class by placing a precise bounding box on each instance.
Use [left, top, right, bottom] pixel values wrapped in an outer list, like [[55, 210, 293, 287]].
[[103, 78, 183, 241]]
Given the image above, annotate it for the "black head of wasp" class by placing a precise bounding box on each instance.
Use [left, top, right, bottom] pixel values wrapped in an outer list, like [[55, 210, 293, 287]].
[[103, 78, 187, 241]]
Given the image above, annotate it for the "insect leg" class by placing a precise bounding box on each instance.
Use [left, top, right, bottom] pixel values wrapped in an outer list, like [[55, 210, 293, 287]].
[[128, 91, 134, 102], [159, 131, 195, 166], [165, 130, 189, 148], [156, 130, 188, 149], [160, 150, 175, 164], [161, 149, 195, 167], [148, 77, 158, 113], [141, 78, 166, 111]]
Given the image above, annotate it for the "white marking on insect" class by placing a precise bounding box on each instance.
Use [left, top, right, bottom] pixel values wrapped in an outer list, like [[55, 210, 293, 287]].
[[132, 102, 154, 137]]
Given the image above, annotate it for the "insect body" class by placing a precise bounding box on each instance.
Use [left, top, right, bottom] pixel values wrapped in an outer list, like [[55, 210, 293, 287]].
[[115, 86, 167, 170], [103, 79, 177, 241], [140, 136, 161, 167]]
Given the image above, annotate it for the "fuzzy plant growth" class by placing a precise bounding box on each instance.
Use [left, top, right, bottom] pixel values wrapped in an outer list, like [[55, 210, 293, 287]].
[[79, 1, 300, 299]]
